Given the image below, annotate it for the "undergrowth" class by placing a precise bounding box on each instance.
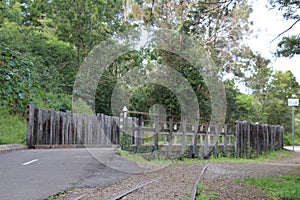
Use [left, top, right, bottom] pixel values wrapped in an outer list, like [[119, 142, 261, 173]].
[[243, 176, 300, 200], [120, 149, 294, 165], [0, 106, 27, 144]]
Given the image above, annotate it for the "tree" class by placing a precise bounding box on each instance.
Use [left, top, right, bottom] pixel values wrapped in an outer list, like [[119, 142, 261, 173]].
[[0, 0, 23, 26], [236, 93, 267, 123], [117, 0, 255, 120], [48, 0, 125, 67], [0, 0, 78, 112], [269, 0, 300, 57], [276, 35, 300, 57], [264, 71, 299, 130], [0, 46, 41, 115]]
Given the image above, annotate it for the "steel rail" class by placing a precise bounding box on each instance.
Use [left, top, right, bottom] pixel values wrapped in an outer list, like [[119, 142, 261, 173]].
[[190, 163, 210, 200], [110, 177, 163, 200]]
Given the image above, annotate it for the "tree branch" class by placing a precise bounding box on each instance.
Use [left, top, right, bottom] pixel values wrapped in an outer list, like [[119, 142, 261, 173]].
[[149, 0, 155, 25], [198, 0, 233, 5], [270, 18, 300, 43]]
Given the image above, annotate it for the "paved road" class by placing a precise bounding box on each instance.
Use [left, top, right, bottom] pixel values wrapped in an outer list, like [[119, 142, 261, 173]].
[[284, 146, 300, 152], [0, 148, 140, 200]]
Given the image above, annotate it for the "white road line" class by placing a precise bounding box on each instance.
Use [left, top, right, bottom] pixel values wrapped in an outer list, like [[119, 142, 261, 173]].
[[22, 159, 38, 166]]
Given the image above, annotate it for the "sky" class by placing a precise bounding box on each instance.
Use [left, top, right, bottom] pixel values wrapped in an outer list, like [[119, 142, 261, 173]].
[[248, 0, 300, 83]]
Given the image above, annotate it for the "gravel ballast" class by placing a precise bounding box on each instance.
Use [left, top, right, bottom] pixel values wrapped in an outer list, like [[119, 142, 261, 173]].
[[56, 152, 300, 200]]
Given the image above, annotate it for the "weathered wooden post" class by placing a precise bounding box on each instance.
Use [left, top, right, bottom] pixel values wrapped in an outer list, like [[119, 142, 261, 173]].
[[131, 117, 135, 145], [66, 110, 72, 144], [92, 114, 98, 145], [280, 126, 284, 149], [96, 113, 101, 144], [240, 121, 245, 156], [266, 124, 270, 152], [247, 121, 251, 156], [234, 121, 239, 157], [37, 108, 43, 145], [181, 117, 187, 154], [49, 109, 55, 145], [26, 105, 35, 148], [167, 117, 173, 155], [203, 121, 210, 157], [154, 115, 159, 152], [137, 114, 143, 152], [223, 124, 228, 154], [193, 120, 199, 157], [119, 106, 128, 149]]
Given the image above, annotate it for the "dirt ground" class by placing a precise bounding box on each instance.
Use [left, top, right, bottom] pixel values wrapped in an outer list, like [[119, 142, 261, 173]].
[[55, 152, 300, 200]]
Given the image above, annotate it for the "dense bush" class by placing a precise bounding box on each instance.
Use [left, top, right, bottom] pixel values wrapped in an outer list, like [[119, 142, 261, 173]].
[[0, 106, 26, 144], [0, 46, 42, 115]]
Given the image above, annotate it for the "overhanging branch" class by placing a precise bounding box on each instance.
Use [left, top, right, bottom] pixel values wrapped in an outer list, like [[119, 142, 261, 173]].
[[270, 18, 300, 43]]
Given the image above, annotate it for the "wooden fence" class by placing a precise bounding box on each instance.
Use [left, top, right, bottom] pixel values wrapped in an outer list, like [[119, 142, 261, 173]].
[[26, 106, 284, 158], [26, 105, 120, 148], [119, 110, 284, 157]]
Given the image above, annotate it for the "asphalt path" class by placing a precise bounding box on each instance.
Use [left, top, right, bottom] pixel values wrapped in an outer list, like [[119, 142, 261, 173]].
[[0, 148, 136, 200], [284, 146, 300, 152], [2, 146, 298, 200]]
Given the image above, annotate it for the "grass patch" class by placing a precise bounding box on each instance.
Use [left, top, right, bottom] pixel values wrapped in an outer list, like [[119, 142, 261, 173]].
[[194, 183, 217, 200], [243, 176, 300, 200], [208, 149, 294, 163], [0, 106, 27, 144], [185, 183, 217, 200], [120, 149, 294, 165], [120, 150, 174, 165], [46, 187, 75, 200]]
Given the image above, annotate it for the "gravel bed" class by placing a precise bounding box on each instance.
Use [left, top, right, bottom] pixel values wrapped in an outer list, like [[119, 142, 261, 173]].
[[56, 153, 300, 200], [56, 164, 203, 200]]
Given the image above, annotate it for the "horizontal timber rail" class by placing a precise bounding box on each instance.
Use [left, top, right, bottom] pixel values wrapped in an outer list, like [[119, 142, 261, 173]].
[[119, 110, 284, 158], [26, 106, 284, 158]]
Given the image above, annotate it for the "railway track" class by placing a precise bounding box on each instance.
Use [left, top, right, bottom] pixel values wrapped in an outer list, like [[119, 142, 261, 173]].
[[107, 164, 210, 200]]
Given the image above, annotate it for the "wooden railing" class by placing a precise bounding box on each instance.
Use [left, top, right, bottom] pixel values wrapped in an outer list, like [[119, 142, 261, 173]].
[[119, 110, 284, 157], [26, 106, 284, 158]]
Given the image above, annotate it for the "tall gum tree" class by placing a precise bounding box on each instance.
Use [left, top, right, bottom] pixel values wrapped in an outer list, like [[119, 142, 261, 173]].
[[48, 0, 124, 67]]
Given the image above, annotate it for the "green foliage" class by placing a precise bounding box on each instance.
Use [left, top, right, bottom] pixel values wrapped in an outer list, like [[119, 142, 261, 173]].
[[46, 187, 75, 200], [0, 106, 26, 144], [0, 46, 41, 115], [244, 176, 300, 200], [277, 36, 300, 58], [25, 32, 77, 93], [2, 0, 298, 137], [283, 132, 300, 146], [195, 183, 217, 200], [1, 27, 78, 94], [120, 133, 132, 151], [33, 93, 72, 112], [269, 0, 300, 57], [241, 65, 300, 131], [48, 0, 124, 66], [21, 0, 48, 28], [236, 94, 267, 123], [72, 98, 94, 114], [269, 0, 300, 21], [0, 1, 23, 25], [265, 71, 300, 130], [209, 149, 293, 163]]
